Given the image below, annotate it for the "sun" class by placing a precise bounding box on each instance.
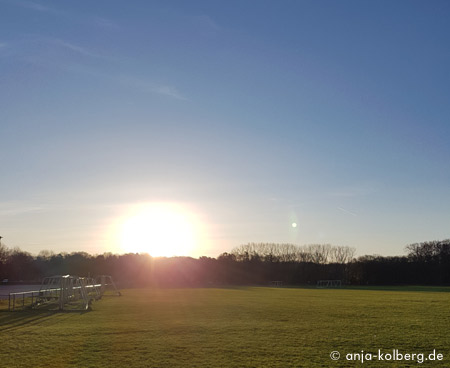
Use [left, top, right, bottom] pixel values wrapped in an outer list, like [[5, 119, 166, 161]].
[[117, 202, 202, 257]]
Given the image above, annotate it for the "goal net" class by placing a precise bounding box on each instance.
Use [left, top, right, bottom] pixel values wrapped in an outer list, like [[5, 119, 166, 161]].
[[316, 280, 342, 288]]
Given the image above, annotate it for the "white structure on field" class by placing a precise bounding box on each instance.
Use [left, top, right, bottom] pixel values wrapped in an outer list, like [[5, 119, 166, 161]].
[[35, 275, 95, 311], [96, 275, 121, 297], [270, 280, 283, 287], [31, 274, 120, 311], [316, 279, 342, 288]]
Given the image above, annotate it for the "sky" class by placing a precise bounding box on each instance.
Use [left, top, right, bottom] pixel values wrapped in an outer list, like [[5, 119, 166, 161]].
[[0, 0, 449, 258]]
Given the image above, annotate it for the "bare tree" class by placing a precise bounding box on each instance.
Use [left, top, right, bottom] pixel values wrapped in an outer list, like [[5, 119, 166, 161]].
[[330, 246, 356, 264], [305, 244, 331, 264]]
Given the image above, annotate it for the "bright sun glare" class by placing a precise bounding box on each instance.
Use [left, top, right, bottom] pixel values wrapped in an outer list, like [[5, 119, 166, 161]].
[[118, 203, 203, 257]]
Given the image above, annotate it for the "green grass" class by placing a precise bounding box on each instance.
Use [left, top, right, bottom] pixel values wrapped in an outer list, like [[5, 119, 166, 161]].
[[1, 287, 450, 367]]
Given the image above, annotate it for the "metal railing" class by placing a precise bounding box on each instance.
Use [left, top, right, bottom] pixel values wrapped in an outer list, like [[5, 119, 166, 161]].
[[7, 285, 102, 311], [4, 275, 120, 311], [8, 290, 42, 311]]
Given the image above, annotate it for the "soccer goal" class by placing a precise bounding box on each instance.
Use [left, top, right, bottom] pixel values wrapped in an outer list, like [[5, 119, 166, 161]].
[[27, 274, 120, 311], [316, 280, 342, 288], [34, 275, 94, 311], [95, 275, 122, 297], [270, 280, 283, 287]]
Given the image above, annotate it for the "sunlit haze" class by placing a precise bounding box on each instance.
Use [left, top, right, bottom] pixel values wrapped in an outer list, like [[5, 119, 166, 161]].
[[1, 0, 449, 257], [113, 202, 208, 257]]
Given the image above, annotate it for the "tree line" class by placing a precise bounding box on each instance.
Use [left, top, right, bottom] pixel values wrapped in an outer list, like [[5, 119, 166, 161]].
[[0, 240, 449, 287]]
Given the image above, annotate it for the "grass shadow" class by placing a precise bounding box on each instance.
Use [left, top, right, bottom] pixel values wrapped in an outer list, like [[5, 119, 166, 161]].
[[0, 308, 89, 332], [0, 309, 56, 331]]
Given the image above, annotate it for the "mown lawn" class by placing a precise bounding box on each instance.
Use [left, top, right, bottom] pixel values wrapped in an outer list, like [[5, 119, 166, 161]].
[[1, 287, 449, 367]]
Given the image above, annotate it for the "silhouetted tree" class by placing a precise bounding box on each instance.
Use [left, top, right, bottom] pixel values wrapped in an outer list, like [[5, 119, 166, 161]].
[[1, 239, 449, 287]]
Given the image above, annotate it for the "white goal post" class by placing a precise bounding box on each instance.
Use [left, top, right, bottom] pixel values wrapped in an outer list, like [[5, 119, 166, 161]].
[[316, 280, 342, 288], [269, 281, 283, 287]]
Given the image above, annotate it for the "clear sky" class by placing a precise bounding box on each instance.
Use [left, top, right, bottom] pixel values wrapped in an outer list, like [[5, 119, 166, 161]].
[[1, 0, 449, 258]]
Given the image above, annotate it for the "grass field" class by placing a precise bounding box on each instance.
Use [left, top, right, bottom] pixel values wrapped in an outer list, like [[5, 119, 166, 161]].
[[1, 287, 450, 367]]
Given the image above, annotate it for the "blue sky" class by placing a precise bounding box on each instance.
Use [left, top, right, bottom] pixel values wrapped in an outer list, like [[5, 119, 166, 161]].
[[1, 0, 449, 257]]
